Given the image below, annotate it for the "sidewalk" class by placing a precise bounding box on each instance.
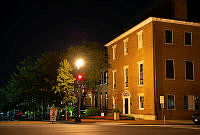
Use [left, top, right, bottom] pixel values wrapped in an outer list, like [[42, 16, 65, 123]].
[[0, 119, 194, 125], [58, 119, 194, 125]]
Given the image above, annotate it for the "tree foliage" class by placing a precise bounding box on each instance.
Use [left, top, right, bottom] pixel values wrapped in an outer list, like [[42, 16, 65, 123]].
[[54, 59, 76, 104], [66, 41, 107, 87]]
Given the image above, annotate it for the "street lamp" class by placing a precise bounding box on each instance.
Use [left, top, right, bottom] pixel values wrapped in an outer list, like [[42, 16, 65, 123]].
[[75, 59, 84, 122], [76, 59, 84, 69]]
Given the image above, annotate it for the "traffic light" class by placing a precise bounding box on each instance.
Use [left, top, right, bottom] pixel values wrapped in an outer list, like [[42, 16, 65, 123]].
[[77, 74, 83, 81]]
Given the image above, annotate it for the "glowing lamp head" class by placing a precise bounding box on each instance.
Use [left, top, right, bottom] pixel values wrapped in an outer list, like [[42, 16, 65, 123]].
[[76, 59, 84, 69], [77, 74, 83, 81]]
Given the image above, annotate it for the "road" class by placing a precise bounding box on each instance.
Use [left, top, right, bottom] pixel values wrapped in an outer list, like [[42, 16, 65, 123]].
[[0, 122, 200, 135]]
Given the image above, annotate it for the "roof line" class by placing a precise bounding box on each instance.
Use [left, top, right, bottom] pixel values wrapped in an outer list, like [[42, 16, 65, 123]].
[[104, 17, 200, 47]]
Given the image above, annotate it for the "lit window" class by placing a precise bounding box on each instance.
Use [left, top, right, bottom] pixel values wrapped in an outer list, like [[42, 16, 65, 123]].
[[112, 45, 116, 60], [137, 30, 143, 49], [104, 71, 108, 84], [185, 61, 194, 80], [113, 96, 116, 109], [124, 66, 129, 88], [165, 30, 173, 44], [166, 59, 174, 79], [113, 70, 116, 89], [185, 32, 192, 46], [168, 95, 175, 109], [123, 38, 128, 55]]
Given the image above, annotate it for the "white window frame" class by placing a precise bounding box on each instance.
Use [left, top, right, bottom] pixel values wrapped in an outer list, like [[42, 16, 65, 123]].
[[123, 65, 129, 88], [167, 94, 175, 110], [137, 30, 143, 49], [113, 96, 116, 109], [138, 93, 144, 110], [165, 59, 175, 80], [123, 38, 129, 55], [112, 70, 117, 90], [185, 60, 194, 81], [184, 31, 192, 46], [112, 45, 117, 60], [137, 60, 144, 86], [164, 29, 173, 45]]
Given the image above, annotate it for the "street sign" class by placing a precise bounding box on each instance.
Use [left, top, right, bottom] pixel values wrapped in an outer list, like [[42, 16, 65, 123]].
[[160, 96, 164, 104], [50, 108, 57, 121]]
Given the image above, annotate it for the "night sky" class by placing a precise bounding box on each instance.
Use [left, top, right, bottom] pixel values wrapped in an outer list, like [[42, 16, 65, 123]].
[[0, 0, 199, 85]]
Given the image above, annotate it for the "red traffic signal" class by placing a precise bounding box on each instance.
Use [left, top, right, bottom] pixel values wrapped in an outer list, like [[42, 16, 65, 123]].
[[77, 74, 83, 81]]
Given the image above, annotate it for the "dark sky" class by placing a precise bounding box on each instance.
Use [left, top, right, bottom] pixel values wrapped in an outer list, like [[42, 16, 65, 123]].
[[0, 0, 199, 85]]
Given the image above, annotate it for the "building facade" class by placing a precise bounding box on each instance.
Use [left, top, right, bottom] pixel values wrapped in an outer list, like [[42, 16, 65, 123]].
[[105, 17, 200, 120]]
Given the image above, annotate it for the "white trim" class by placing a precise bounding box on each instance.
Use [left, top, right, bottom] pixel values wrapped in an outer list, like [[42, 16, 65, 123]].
[[123, 38, 129, 55], [165, 59, 175, 80], [122, 90, 131, 114], [137, 60, 144, 86], [164, 29, 173, 45], [138, 93, 144, 110], [184, 60, 194, 81], [112, 70, 117, 90], [123, 65, 129, 88], [112, 45, 116, 60], [137, 30, 143, 49], [184, 31, 192, 46], [105, 17, 200, 47]]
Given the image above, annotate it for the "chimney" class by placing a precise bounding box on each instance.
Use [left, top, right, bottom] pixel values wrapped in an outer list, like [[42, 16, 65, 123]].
[[172, 0, 187, 21]]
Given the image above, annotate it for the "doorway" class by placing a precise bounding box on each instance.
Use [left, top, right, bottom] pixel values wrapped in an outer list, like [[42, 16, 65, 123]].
[[125, 98, 128, 114]]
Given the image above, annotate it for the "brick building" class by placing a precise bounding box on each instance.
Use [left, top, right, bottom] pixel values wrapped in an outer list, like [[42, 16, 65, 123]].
[[105, 16, 200, 120]]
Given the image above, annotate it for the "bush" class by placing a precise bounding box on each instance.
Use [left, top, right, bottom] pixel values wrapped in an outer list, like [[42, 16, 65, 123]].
[[128, 116, 135, 120], [112, 108, 120, 113], [84, 107, 101, 116]]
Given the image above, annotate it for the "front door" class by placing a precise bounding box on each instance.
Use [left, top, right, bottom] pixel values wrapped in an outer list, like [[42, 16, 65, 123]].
[[125, 98, 128, 114]]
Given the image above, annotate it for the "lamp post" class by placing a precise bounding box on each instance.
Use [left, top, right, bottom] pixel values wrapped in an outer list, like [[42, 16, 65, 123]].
[[75, 59, 84, 122]]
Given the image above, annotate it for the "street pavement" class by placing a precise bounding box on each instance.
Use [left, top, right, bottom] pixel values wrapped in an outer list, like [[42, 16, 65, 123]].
[[0, 120, 200, 135]]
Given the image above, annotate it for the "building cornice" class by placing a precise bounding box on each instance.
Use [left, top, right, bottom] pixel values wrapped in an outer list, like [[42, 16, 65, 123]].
[[104, 17, 200, 47]]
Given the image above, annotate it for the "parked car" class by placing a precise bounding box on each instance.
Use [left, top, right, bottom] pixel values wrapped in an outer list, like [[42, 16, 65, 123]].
[[192, 113, 200, 124]]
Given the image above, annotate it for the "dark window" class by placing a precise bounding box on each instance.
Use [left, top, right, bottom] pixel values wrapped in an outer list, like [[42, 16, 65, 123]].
[[113, 72, 116, 89], [125, 68, 128, 87], [184, 96, 188, 109], [185, 61, 193, 80], [166, 60, 174, 79], [139, 64, 143, 85], [165, 30, 173, 44], [195, 96, 199, 110], [168, 95, 175, 109], [185, 32, 192, 45]]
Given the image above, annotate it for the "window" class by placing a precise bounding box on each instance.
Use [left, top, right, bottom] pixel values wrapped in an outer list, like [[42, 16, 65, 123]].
[[88, 94, 92, 106], [139, 64, 143, 85], [100, 72, 103, 84], [139, 96, 144, 110], [104, 71, 108, 84], [184, 95, 188, 109], [113, 70, 116, 89], [124, 66, 129, 87], [137, 30, 143, 49], [168, 95, 175, 109], [166, 60, 174, 79], [185, 32, 192, 46], [105, 92, 108, 109], [195, 96, 199, 110], [113, 96, 116, 109], [123, 38, 128, 55], [185, 61, 194, 80], [112, 45, 116, 60], [138, 60, 144, 85], [165, 30, 173, 44]]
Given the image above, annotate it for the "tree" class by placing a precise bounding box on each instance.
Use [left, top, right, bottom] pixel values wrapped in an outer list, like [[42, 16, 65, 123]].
[[66, 41, 107, 88], [54, 59, 76, 120]]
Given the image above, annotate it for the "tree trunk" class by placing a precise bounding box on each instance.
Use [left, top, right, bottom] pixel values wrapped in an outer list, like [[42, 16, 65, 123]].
[[65, 104, 68, 120]]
